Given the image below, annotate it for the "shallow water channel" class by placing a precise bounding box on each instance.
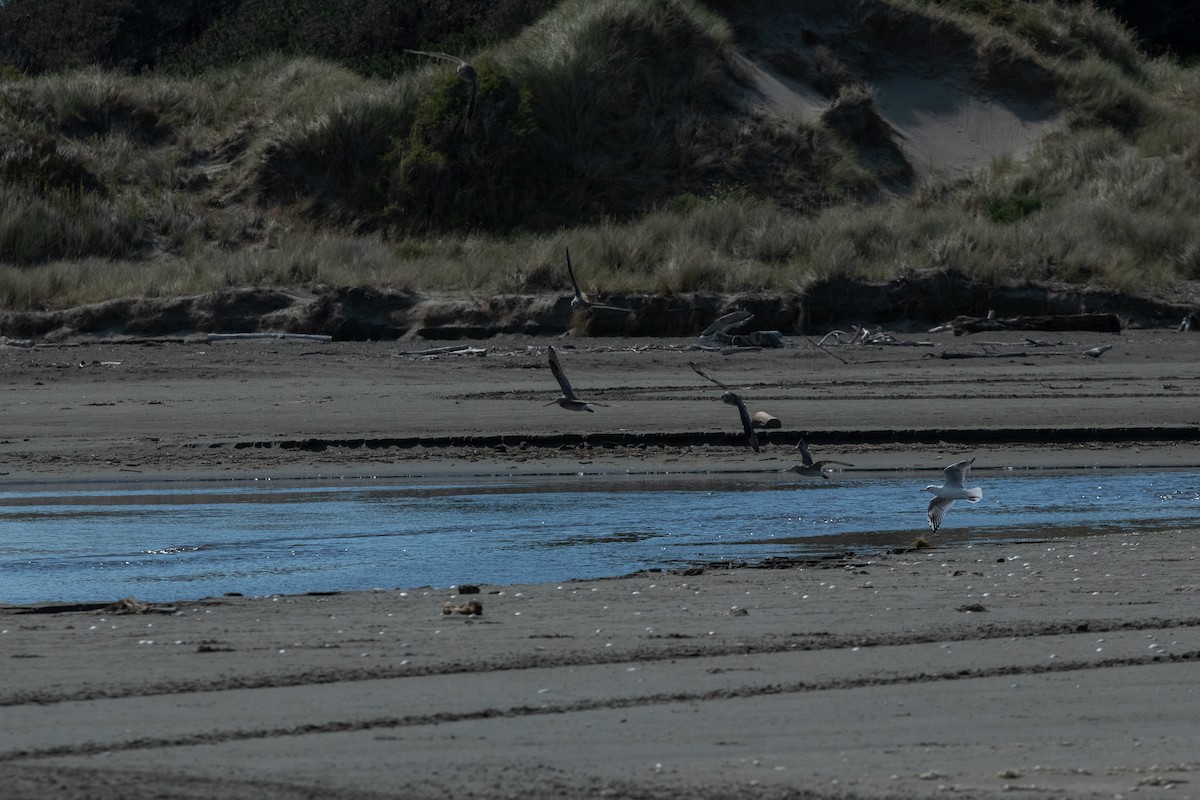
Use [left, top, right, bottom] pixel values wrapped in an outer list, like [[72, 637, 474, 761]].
[[2, 469, 1199, 605]]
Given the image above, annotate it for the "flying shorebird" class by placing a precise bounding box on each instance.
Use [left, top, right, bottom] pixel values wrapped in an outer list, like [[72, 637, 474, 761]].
[[923, 457, 983, 532], [546, 345, 601, 412], [689, 362, 759, 452], [405, 49, 478, 131], [565, 248, 631, 313], [787, 439, 854, 480]]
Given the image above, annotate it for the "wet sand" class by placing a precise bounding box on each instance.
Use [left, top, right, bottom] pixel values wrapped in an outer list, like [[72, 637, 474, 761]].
[[2, 328, 1199, 798]]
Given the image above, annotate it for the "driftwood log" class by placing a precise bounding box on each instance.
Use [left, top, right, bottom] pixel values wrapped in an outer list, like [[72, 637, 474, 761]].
[[948, 313, 1121, 336]]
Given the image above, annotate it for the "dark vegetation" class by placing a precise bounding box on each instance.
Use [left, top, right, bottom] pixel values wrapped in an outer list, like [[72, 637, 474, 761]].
[[0, 0, 1197, 322], [0, 0, 561, 76], [2, 0, 1196, 77]]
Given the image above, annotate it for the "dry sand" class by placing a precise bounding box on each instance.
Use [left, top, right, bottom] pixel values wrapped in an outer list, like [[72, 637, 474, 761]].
[[2, 327, 1199, 799]]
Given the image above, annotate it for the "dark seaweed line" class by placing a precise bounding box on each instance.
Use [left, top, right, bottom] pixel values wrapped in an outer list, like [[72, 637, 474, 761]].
[[2, 650, 1197, 763], [192, 425, 1200, 453]]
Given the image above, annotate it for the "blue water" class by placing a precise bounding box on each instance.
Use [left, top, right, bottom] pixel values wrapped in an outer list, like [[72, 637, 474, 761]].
[[1, 470, 1198, 604]]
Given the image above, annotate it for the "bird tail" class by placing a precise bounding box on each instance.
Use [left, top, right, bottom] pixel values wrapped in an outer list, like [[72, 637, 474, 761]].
[[966, 488, 983, 502]]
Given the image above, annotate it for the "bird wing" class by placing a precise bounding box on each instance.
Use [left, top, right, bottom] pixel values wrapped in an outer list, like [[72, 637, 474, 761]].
[[796, 439, 814, 467], [812, 460, 855, 469], [405, 49, 467, 68], [725, 391, 759, 452], [927, 497, 955, 532], [589, 301, 632, 313], [547, 346, 577, 399], [943, 457, 974, 488], [565, 247, 586, 304], [689, 362, 730, 391]]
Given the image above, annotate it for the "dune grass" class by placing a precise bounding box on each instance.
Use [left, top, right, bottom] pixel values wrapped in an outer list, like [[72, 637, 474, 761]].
[[0, 0, 1198, 312]]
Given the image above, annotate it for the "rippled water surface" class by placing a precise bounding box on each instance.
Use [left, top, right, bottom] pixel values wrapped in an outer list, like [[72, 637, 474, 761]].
[[2, 470, 1198, 604]]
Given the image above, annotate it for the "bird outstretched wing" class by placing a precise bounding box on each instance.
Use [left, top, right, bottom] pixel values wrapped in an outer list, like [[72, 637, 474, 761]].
[[547, 346, 577, 400], [689, 362, 730, 391], [565, 247, 586, 306], [927, 497, 955, 532], [943, 457, 974, 488], [724, 391, 759, 452]]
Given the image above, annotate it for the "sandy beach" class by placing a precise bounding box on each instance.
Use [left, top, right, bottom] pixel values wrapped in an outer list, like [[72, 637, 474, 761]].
[[2, 327, 1199, 798]]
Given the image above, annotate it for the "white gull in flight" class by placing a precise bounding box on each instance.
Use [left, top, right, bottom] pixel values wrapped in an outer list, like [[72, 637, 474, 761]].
[[923, 457, 983, 532]]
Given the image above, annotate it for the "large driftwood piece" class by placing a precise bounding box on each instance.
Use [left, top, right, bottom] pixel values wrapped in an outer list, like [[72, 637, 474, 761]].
[[947, 313, 1121, 336]]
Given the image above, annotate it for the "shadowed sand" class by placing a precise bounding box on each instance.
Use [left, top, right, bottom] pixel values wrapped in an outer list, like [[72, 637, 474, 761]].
[[1, 328, 1199, 798]]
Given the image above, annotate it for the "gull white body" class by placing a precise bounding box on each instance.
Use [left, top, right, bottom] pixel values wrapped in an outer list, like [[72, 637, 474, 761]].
[[923, 457, 983, 532]]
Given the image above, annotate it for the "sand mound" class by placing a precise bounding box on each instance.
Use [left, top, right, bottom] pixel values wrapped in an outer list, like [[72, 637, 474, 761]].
[[733, 0, 1064, 184]]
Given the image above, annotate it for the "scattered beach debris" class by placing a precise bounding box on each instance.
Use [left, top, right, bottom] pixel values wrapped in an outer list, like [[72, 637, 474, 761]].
[[206, 333, 333, 342], [935, 313, 1121, 336], [456, 584, 481, 594], [99, 597, 165, 615], [694, 310, 783, 351], [442, 599, 483, 616], [751, 411, 780, 429], [957, 603, 989, 613], [400, 344, 487, 358], [818, 325, 930, 347]]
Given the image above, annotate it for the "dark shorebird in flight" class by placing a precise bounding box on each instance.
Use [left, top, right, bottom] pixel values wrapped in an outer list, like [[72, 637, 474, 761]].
[[923, 457, 983, 532], [689, 362, 759, 452], [546, 345, 601, 412], [565, 248, 631, 313], [405, 49, 478, 131], [787, 440, 854, 479]]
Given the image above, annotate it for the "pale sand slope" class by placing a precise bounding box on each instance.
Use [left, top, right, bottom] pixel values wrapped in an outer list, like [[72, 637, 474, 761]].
[[1, 530, 1198, 799]]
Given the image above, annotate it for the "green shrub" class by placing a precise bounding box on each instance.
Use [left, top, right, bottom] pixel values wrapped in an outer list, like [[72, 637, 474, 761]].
[[983, 193, 1042, 224]]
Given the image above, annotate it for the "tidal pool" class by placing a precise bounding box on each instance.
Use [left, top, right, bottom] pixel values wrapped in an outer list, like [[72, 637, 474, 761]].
[[1, 469, 1197, 604]]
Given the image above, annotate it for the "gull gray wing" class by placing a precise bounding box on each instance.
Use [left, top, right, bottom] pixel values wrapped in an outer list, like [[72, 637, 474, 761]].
[[405, 49, 467, 68], [565, 247, 586, 304], [943, 457, 974, 488], [547, 346, 577, 399], [797, 439, 814, 467], [928, 496, 955, 532], [725, 391, 759, 452], [812, 459, 855, 469]]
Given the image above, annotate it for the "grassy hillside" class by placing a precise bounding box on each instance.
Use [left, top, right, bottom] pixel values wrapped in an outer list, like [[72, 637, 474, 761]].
[[0, 0, 1198, 312]]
